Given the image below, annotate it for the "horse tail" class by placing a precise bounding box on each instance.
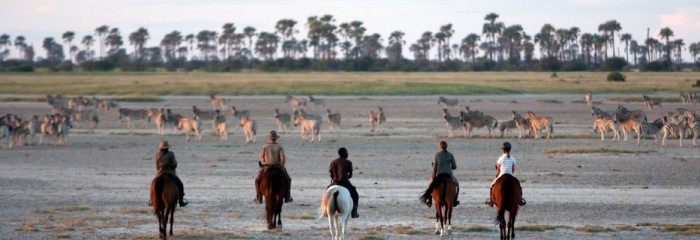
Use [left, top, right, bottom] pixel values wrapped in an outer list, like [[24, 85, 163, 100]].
[[150, 175, 163, 215], [319, 187, 337, 219], [440, 178, 447, 207]]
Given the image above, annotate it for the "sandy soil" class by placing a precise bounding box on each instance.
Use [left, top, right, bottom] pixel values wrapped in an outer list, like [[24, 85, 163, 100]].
[[1, 94, 699, 239]]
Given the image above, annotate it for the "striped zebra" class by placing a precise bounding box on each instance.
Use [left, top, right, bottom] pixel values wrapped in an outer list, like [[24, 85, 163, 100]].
[[369, 110, 377, 132], [511, 111, 531, 139], [0, 116, 9, 149], [308, 95, 325, 110], [192, 105, 219, 130], [39, 114, 55, 145], [442, 108, 465, 138], [148, 108, 166, 135], [617, 105, 647, 122], [686, 113, 699, 146], [54, 116, 72, 146], [46, 95, 68, 114], [461, 106, 483, 116], [164, 109, 182, 135], [118, 108, 150, 129], [285, 95, 307, 111], [642, 95, 662, 110], [680, 92, 690, 104], [661, 116, 687, 147], [438, 96, 459, 108], [638, 117, 665, 146], [274, 109, 291, 132], [177, 117, 202, 142], [294, 112, 321, 143], [375, 107, 386, 129], [591, 106, 614, 119], [25, 115, 41, 145], [584, 91, 592, 106], [215, 114, 228, 141], [207, 95, 227, 110], [460, 110, 498, 138], [614, 112, 642, 143], [526, 111, 554, 139], [689, 92, 698, 105], [96, 99, 119, 111], [230, 106, 251, 121], [499, 119, 519, 138], [68, 109, 99, 129], [592, 117, 620, 141], [326, 109, 342, 131], [240, 115, 257, 144]]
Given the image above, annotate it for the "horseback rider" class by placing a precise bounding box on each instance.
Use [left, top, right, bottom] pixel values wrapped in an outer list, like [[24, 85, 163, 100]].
[[328, 147, 360, 218], [487, 141, 526, 207], [254, 131, 293, 204], [153, 140, 188, 207], [422, 141, 460, 207]]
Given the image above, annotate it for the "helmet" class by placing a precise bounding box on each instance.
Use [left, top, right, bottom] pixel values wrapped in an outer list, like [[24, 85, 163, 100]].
[[501, 142, 512, 150]]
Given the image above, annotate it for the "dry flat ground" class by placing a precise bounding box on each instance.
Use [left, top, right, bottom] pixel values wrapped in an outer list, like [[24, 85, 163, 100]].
[[1, 94, 700, 239]]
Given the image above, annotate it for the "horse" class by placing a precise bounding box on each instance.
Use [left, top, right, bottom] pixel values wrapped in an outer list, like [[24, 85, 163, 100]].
[[319, 185, 353, 240], [258, 167, 288, 230], [419, 174, 456, 237], [491, 174, 522, 240], [150, 174, 179, 239]]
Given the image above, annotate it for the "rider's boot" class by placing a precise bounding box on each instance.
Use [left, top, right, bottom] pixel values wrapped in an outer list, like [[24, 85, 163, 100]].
[[284, 179, 293, 203], [179, 193, 188, 207]]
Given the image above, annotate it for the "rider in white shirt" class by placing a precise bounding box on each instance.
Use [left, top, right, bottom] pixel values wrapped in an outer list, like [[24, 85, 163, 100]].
[[487, 142, 526, 207]]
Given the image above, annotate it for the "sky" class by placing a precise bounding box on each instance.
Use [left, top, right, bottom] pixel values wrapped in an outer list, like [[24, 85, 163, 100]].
[[2, 0, 700, 60]]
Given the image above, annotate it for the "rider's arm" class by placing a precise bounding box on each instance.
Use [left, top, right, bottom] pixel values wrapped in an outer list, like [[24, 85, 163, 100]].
[[259, 145, 266, 163], [280, 147, 286, 166], [432, 154, 438, 179], [347, 161, 353, 179], [450, 154, 456, 170]]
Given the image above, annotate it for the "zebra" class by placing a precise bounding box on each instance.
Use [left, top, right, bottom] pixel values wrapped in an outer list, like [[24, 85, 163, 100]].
[[230, 106, 251, 122], [39, 114, 55, 145], [25, 115, 41, 145], [461, 106, 483, 117], [178, 117, 202, 142], [442, 108, 465, 138], [638, 117, 665, 146], [614, 112, 641, 143], [526, 111, 554, 139], [680, 92, 690, 104], [96, 99, 119, 111], [584, 91, 592, 106], [592, 117, 620, 141], [617, 105, 647, 123], [369, 110, 377, 132], [68, 109, 99, 129], [164, 109, 182, 135], [207, 94, 227, 110], [438, 96, 459, 108], [274, 109, 291, 133], [308, 95, 326, 110], [148, 108, 166, 135], [215, 113, 227, 141], [54, 116, 72, 146], [686, 113, 699, 146], [661, 116, 688, 147], [591, 106, 614, 120], [511, 111, 531, 139], [294, 111, 321, 143], [460, 110, 497, 138], [240, 115, 257, 144], [642, 95, 662, 110], [499, 119, 519, 138], [326, 109, 342, 131], [118, 108, 150, 129], [689, 92, 698, 105], [192, 105, 219, 130], [46, 95, 68, 114], [285, 95, 306, 111], [375, 107, 386, 130]]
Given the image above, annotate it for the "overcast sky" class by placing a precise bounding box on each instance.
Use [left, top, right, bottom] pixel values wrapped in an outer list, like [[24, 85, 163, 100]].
[[2, 0, 699, 60]]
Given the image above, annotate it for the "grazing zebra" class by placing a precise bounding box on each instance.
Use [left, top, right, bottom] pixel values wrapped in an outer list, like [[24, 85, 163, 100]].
[[438, 96, 459, 108], [584, 91, 592, 106], [326, 109, 342, 131], [686, 113, 699, 146], [68, 109, 99, 129], [526, 111, 554, 139], [240, 115, 257, 144], [308, 95, 325, 110], [118, 108, 151, 129], [274, 109, 291, 132], [642, 95, 662, 110], [177, 117, 202, 142], [499, 119, 520, 138], [294, 112, 321, 143], [192, 105, 219, 130], [617, 105, 647, 123], [285, 95, 307, 111], [215, 114, 228, 141], [661, 116, 687, 147], [442, 109, 465, 138], [592, 118, 620, 141], [207, 95, 227, 110], [591, 106, 614, 120], [460, 110, 498, 138], [638, 117, 665, 146]]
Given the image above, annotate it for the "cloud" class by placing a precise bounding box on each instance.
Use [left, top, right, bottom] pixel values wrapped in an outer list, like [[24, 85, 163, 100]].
[[33, 4, 53, 14], [659, 7, 700, 39]]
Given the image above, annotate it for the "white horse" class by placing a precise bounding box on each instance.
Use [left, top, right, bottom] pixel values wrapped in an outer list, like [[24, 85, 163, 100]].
[[319, 185, 353, 240]]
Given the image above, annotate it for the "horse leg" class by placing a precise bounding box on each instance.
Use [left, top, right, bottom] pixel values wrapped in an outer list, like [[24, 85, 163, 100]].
[[328, 210, 336, 239], [157, 211, 165, 239], [509, 211, 516, 239], [169, 207, 175, 236], [447, 205, 453, 236], [162, 209, 169, 240], [434, 211, 440, 235], [276, 198, 283, 229]]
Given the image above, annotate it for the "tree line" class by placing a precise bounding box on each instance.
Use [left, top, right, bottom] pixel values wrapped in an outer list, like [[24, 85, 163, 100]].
[[1, 13, 699, 72]]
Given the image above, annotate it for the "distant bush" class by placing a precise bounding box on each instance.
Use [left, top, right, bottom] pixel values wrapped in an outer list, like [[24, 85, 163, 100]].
[[640, 61, 665, 72], [607, 72, 626, 82], [0, 60, 34, 72], [603, 57, 628, 71], [80, 60, 116, 71], [55, 61, 74, 72]]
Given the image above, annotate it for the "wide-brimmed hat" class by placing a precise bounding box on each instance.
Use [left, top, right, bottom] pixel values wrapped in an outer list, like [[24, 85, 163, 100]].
[[268, 131, 280, 140], [159, 140, 171, 149]]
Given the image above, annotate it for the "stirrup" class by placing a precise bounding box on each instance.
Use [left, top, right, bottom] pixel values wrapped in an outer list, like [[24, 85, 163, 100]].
[[454, 200, 460, 207], [179, 198, 188, 207], [519, 198, 526, 206], [253, 195, 262, 204], [351, 211, 359, 218], [284, 197, 293, 203]]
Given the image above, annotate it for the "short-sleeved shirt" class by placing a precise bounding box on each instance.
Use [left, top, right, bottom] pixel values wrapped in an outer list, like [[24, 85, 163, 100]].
[[155, 151, 177, 176], [496, 154, 516, 176], [261, 143, 285, 166], [329, 157, 353, 182], [432, 150, 457, 179]]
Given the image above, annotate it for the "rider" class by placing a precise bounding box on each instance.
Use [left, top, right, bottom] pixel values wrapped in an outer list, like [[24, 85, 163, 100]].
[[422, 141, 460, 207], [254, 131, 293, 204], [328, 147, 360, 218], [487, 141, 526, 207], [154, 140, 188, 207]]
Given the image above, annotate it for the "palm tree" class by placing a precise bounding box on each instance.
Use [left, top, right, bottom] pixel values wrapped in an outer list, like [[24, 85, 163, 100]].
[[672, 39, 684, 67], [659, 27, 674, 70], [460, 33, 480, 63], [534, 24, 555, 58], [275, 19, 297, 42], [128, 27, 149, 60], [620, 33, 632, 63], [14, 35, 25, 59], [689, 42, 699, 63], [440, 24, 454, 60], [601, 20, 621, 58], [418, 31, 433, 61], [219, 23, 235, 60], [42, 37, 64, 63], [95, 25, 109, 59], [630, 40, 639, 66], [386, 31, 405, 61], [502, 25, 525, 63], [0, 34, 10, 60], [81, 35, 94, 60], [185, 34, 194, 60], [62, 31, 75, 62], [243, 26, 256, 59], [579, 33, 594, 65], [433, 32, 446, 62], [482, 12, 503, 61], [105, 28, 123, 56], [348, 21, 365, 58]]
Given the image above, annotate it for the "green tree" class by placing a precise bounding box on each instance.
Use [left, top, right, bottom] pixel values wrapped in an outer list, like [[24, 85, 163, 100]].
[[482, 12, 503, 60], [0, 34, 10, 60], [440, 23, 454, 60], [689, 42, 699, 63], [629, 40, 639, 66], [185, 34, 195, 60], [619, 33, 632, 63], [62, 31, 75, 62], [128, 27, 149, 60], [386, 31, 405, 62], [81, 35, 94, 60], [243, 26, 256, 59], [219, 23, 236, 60], [14, 35, 25, 60], [105, 28, 123, 56], [658, 27, 674, 70], [95, 25, 109, 59], [460, 33, 480, 63]]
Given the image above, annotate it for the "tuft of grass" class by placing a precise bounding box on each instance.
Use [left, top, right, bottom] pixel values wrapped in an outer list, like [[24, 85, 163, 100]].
[[116, 207, 150, 215], [108, 96, 163, 102], [543, 147, 655, 155], [15, 218, 42, 232], [575, 225, 615, 233], [110, 131, 154, 136], [226, 213, 242, 219], [393, 225, 428, 235], [37, 206, 91, 214], [657, 224, 700, 235], [283, 212, 315, 220], [361, 132, 390, 137], [516, 225, 571, 232], [454, 225, 494, 232], [0, 96, 44, 102], [615, 225, 639, 231]]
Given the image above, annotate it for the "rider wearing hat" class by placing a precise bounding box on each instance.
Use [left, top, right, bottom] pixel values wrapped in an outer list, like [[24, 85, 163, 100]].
[[487, 141, 525, 207], [154, 140, 188, 207], [254, 131, 293, 204]]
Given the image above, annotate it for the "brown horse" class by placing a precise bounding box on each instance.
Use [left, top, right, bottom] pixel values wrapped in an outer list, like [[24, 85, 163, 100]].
[[258, 167, 288, 230], [419, 174, 456, 237], [150, 174, 179, 239], [491, 174, 522, 240]]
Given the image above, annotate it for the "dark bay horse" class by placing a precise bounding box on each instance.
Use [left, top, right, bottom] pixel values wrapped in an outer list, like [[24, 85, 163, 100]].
[[258, 167, 288, 229], [492, 174, 522, 240], [150, 174, 179, 239], [419, 173, 456, 237]]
